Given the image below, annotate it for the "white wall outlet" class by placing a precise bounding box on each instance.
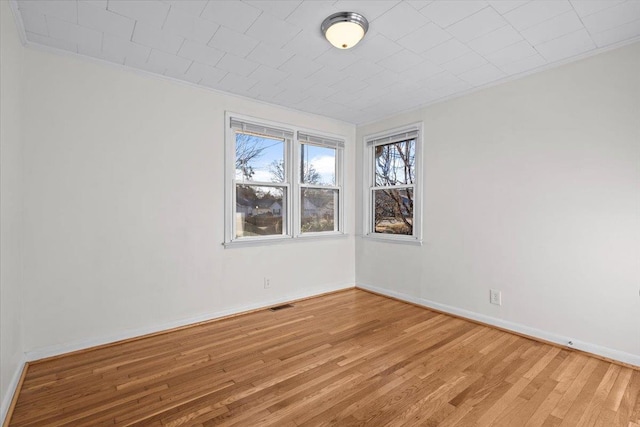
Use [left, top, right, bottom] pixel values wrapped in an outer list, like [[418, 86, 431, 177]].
[[490, 289, 501, 306], [264, 278, 271, 289]]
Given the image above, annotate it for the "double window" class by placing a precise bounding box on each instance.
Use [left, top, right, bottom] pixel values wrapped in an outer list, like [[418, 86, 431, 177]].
[[363, 123, 422, 244], [225, 113, 344, 245]]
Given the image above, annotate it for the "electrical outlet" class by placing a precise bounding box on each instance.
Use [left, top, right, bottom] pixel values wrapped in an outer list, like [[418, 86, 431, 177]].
[[490, 289, 501, 306], [264, 278, 271, 289]]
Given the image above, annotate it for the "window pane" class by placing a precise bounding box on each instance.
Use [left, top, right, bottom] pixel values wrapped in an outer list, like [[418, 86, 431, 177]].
[[301, 188, 338, 233], [235, 132, 285, 183], [374, 139, 415, 186], [300, 144, 336, 186], [235, 185, 285, 238], [373, 188, 413, 235]]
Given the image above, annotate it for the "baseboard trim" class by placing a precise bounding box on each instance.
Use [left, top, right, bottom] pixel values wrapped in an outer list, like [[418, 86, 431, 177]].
[[27, 283, 355, 364], [356, 284, 640, 370], [1, 357, 28, 427]]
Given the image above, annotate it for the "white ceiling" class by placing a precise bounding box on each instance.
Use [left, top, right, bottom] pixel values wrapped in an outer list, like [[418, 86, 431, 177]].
[[11, 0, 640, 124]]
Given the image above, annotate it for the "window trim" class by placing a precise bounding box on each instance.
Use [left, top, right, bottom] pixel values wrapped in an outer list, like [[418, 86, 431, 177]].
[[225, 112, 346, 247], [362, 122, 423, 245]]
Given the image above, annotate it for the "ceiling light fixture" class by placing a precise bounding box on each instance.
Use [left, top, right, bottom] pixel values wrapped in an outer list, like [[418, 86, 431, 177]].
[[321, 12, 369, 50]]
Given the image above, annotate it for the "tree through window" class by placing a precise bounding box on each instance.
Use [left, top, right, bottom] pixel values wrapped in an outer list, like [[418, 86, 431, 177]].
[[365, 124, 422, 242]]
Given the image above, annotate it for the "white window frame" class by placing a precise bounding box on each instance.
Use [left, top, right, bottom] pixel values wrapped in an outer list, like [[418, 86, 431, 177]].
[[225, 112, 345, 247], [363, 122, 423, 245]]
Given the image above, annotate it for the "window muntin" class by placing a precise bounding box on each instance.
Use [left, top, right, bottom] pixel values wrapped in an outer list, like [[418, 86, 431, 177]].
[[226, 114, 345, 245], [365, 124, 422, 242]]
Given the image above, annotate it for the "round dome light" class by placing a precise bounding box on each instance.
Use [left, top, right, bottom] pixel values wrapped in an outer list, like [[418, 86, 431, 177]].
[[321, 12, 369, 50]]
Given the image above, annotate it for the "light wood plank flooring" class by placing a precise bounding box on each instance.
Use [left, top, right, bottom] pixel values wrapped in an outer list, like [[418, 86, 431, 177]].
[[8, 289, 640, 426]]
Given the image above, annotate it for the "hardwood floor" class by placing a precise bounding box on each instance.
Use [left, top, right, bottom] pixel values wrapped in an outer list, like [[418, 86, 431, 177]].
[[7, 289, 640, 426]]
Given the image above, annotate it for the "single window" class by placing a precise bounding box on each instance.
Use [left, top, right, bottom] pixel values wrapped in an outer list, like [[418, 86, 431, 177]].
[[364, 124, 422, 243], [225, 114, 345, 246]]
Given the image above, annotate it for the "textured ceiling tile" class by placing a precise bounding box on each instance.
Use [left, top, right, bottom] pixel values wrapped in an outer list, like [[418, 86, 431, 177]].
[[162, 7, 220, 44], [423, 71, 465, 90], [199, 65, 229, 87], [329, 76, 369, 93], [342, 60, 384, 80], [397, 23, 453, 53], [282, 29, 331, 59], [26, 31, 77, 52], [147, 49, 192, 75], [354, 34, 403, 63], [272, 89, 310, 105], [102, 33, 151, 64], [307, 67, 344, 86], [208, 26, 259, 57], [284, 1, 337, 26], [314, 49, 359, 71], [398, 59, 443, 82], [181, 62, 227, 84], [446, 7, 506, 42], [364, 70, 400, 89], [487, 0, 529, 14], [372, 2, 431, 41], [535, 28, 596, 62], [301, 84, 338, 99], [279, 55, 322, 78], [275, 76, 310, 92], [201, 1, 261, 33], [422, 38, 471, 64], [82, 0, 108, 9], [215, 72, 258, 94], [249, 65, 289, 84], [126, 54, 166, 74], [467, 24, 523, 55], [521, 10, 584, 45], [107, 0, 170, 27], [333, 0, 401, 21], [499, 53, 547, 75], [580, 1, 640, 34], [485, 40, 538, 67], [78, 1, 135, 39], [590, 19, 640, 48], [216, 53, 260, 77], [164, 0, 209, 17], [47, 16, 102, 52], [420, 1, 487, 28], [19, 9, 48, 36], [247, 81, 285, 99], [569, 0, 625, 18], [247, 43, 294, 69], [132, 23, 185, 54], [503, 0, 572, 31], [377, 49, 425, 73], [246, 13, 302, 48], [178, 40, 225, 67], [458, 63, 506, 86], [441, 51, 488, 75], [245, 0, 302, 20], [18, 0, 77, 23]]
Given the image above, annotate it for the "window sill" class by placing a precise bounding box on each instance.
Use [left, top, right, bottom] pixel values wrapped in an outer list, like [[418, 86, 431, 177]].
[[359, 234, 423, 246], [224, 232, 349, 249]]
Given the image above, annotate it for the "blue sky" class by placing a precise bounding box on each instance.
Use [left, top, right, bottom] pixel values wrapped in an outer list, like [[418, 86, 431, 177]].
[[236, 134, 335, 185]]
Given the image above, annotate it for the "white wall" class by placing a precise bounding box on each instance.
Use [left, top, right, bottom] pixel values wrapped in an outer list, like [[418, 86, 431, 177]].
[[356, 42, 640, 364], [20, 47, 355, 356], [0, 0, 25, 417]]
